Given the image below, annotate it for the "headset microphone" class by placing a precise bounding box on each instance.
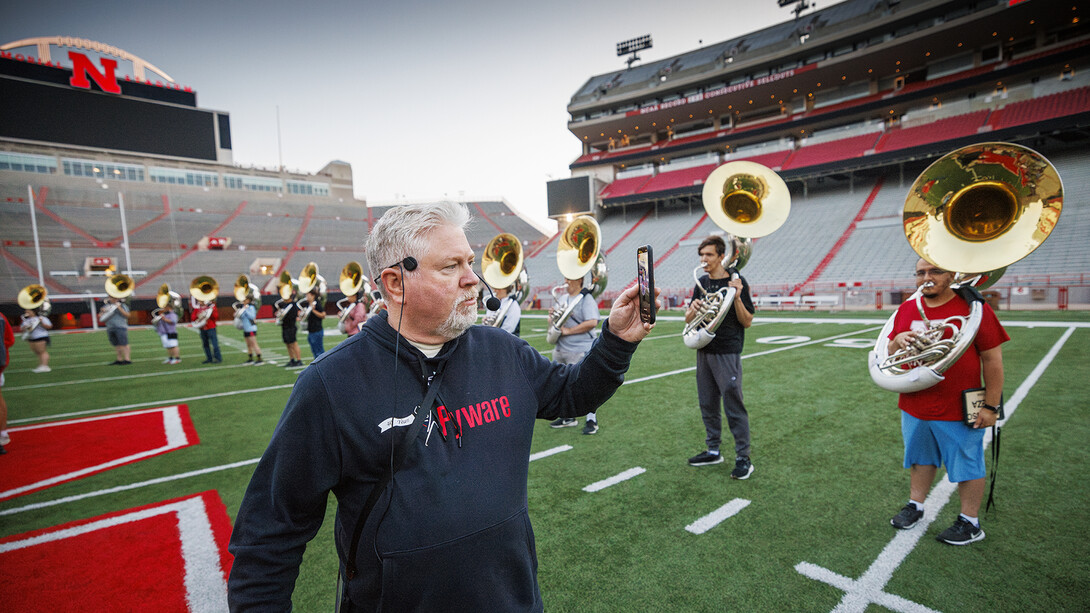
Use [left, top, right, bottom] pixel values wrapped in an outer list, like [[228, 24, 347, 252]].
[[475, 273, 501, 311], [386, 256, 417, 271]]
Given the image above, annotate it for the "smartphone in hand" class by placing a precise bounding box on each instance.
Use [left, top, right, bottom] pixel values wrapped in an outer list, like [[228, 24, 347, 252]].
[[636, 244, 656, 324]]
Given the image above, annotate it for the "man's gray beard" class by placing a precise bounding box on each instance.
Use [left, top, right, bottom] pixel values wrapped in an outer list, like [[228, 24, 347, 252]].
[[436, 298, 477, 341]]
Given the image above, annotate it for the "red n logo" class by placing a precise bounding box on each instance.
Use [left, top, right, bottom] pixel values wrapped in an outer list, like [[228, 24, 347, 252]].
[[68, 51, 121, 94]]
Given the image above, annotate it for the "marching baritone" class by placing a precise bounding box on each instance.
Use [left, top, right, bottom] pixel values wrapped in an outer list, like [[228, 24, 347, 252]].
[[340, 292, 368, 338], [155, 307, 181, 364], [548, 275, 601, 434], [275, 275, 304, 368], [238, 295, 263, 365], [21, 307, 52, 374], [302, 288, 326, 358], [101, 297, 132, 366], [887, 259, 1008, 545], [193, 296, 223, 364], [684, 235, 755, 478]]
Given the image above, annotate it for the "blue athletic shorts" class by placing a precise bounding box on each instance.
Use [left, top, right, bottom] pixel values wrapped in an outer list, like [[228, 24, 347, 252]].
[[901, 411, 986, 482]]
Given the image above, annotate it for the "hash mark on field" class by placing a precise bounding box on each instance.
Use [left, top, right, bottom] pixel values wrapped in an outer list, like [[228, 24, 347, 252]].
[[530, 445, 572, 462], [685, 498, 751, 534], [583, 466, 645, 492]]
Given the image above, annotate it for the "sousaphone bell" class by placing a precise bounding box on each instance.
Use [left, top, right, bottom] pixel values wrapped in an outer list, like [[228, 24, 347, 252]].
[[868, 142, 1063, 393], [481, 233, 529, 328], [189, 275, 219, 328], [99, 273, 134, 324], [683, 160, 790, 349]]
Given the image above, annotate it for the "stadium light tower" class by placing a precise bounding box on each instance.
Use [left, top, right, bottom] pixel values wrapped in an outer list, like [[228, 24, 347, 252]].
[[617, 34, 652, 69], [778, 0, 813, 19]]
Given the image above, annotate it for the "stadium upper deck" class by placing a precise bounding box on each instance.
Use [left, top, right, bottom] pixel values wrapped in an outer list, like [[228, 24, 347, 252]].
[[565, 0, 1089, 205]]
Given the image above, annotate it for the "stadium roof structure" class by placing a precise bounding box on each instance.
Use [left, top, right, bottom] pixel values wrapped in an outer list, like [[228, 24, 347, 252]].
[[560, 0, 1089, 212]]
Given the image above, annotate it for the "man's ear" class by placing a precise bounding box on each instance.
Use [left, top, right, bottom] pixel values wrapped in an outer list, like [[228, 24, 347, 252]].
[[381, 268, 405, 306]]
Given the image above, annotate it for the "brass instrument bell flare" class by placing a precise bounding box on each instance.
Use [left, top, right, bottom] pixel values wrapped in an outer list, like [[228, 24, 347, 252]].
[[701, 160, 790, 239], [482, 233, 525, 290], [105, 274, 135, 299], [277, 270, 297, 300], [904, 142, 1063, 277], [556, 216, 602, 281], [339, 261, 365, 297], [190, 276, 219, 303], [298, 262, 324, 295], [18, 284, 48, 310]]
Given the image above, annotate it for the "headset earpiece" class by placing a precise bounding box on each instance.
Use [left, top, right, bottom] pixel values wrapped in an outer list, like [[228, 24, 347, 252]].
[[402, 257, 417, 271]]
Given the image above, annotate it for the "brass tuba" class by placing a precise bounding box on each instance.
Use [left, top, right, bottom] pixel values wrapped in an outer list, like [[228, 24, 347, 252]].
[[274, 270, 298, 326], [868, 142, 1063, 393], [683, 160, 790, 349], [297, 262, 328, 322], [547, 216, 607, 344], [481, 233, 529, 328], [18, 284, 51, 340], [336, 261, 369, 333], [189, 275, 219, 328], [151, 283, 182, 325], [99, 273, 134, 324]]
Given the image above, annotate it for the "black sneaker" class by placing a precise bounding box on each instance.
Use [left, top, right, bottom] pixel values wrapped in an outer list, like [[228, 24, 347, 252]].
[[582, 419, 598, 435], [202, 359, 213, 364], [731, 457, 754, 479], [550, 418, 577, 428], [688, 451, 724, 466], [890, 503, 924, 529], [936, 516, 985, 545]]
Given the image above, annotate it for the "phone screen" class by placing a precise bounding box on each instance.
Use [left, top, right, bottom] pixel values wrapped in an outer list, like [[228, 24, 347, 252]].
[[637, 244, 655, 324]]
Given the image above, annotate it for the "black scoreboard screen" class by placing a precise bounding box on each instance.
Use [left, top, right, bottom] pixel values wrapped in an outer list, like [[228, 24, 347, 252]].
[[0, 77, 218, 161], [546, 175, 594, 218]]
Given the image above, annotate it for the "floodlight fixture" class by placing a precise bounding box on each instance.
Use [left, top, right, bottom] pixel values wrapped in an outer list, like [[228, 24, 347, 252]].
[[617, 34, 652, 69], [778, 0, 813, 19]]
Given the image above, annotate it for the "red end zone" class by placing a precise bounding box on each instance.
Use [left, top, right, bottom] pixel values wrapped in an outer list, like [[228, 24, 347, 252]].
[[0, 490, 233, 612], [0, 405, 199, 501]]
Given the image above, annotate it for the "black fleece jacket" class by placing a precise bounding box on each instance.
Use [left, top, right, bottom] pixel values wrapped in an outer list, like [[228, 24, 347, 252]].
[[227, 310, 638, 612]]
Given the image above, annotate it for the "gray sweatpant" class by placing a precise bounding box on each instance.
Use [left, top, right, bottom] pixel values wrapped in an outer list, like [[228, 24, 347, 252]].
[[696, 352, 750, 458]]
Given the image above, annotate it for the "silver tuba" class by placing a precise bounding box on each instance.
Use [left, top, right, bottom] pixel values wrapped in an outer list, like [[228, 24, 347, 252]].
[[99, 273, 134, 324], [274, 270, 298, 326], [547, 216, 607, 345], [868, 142, 1063, 393], [18, 284, 51, 340], [297, 262, 327, 322], [480, 233, 529, 328], [151, 283, 182, 325], [189, 276, 219, 328], [336, 261, 369, 333], [683, 160, 790, 349]]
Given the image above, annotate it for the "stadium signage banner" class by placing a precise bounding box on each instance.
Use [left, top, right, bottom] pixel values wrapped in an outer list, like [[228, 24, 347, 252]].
[[627, 64, 815, 117], [0, 49, 193, 95]]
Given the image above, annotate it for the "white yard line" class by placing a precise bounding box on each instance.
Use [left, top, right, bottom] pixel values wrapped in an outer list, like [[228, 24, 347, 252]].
[[685, 499, 752, 535], [583, 466, 646, 492], [795, 326, 1076, 613]]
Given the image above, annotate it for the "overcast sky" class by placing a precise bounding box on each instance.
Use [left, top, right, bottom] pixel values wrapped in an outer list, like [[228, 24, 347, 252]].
[[1, 0, 834, 224]]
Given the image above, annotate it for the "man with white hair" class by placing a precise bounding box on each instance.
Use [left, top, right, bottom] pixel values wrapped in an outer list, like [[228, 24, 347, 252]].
[[228, 201, 655, 612]]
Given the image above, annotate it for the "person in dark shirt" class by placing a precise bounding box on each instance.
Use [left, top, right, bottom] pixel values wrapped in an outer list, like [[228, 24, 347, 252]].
[[684, 234, 756, 479], [228, 202, 655, 612]]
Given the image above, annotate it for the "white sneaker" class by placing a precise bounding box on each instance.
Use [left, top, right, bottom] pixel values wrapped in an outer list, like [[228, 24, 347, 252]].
[[163, 358, 173, 364], [32, 365, 51, 373], [0, 431, 9, 446]]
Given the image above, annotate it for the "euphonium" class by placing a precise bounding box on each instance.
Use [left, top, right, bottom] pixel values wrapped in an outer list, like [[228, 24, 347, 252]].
[[274, 270, 298, 326], [547, 216, 607, 345], [18, 284, 50, 340], [189, 275, 219, 328], [683, 160, 790, 349], [99, 273, 134, 324], [336, 261, 368, 333], [297, 262, 327, 322], [868, 142, 1063, 393], [481, 233, 529, 328], [151, 283, 182, 325]]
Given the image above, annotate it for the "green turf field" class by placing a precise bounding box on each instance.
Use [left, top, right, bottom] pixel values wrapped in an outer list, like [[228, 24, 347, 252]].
[[2, 311, 1088, 612]]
